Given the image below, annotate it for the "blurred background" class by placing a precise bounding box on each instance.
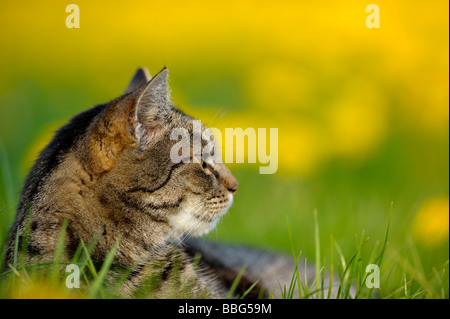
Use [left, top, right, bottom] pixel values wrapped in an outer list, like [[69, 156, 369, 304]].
[[0, 1, 448, 296]]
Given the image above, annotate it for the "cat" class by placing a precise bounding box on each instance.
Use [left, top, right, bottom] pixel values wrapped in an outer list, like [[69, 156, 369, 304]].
[[4, 67, 324, 298]]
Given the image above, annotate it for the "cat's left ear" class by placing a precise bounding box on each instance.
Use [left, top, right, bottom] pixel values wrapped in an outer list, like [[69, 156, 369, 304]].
[[124, 67, 152, 94]]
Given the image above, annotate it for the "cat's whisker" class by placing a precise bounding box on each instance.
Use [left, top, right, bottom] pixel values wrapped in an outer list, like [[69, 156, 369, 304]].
[[183, 205, 208, 240], [179, 200, 213, 242]]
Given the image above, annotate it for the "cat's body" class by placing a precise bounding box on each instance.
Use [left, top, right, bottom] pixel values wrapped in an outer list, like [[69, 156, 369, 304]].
[[4, 68, 320, 298]]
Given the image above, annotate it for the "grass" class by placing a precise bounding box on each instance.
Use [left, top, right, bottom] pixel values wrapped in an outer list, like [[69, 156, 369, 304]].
[[0, 141, 448, 298], [0, 202, 448, 299], [277, 205, 448, 299], [0, 0, 448, 298]]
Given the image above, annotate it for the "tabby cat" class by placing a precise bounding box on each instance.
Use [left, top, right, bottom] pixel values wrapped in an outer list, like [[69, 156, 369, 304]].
[[4, 67, 319, 298]]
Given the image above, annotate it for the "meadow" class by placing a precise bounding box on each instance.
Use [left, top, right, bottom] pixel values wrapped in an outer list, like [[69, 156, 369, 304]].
[[0, 1, 448, 298]]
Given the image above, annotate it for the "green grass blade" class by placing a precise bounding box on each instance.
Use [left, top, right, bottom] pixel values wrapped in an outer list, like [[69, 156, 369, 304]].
[[79, 238, 98, 278], [377, 201, 393, 269], [336, 248, 359, 299], [285, 216, 303, 298], [240, 280, 260, 299], [226, 264, 248, 299], [327, 233, 334, 299], [88, 237, 120, 298], [313, 209, 321, 298], [51, 218, 68, 282]]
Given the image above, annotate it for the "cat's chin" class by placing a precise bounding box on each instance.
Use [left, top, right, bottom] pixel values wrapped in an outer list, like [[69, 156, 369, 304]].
[[170, 212, 221, 238], [190, 217, 221, 237]]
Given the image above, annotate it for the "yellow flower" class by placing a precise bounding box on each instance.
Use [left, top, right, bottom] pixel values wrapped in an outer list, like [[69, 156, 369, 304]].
[[277, 121, 326, 176], [324, 78, 388, 161], [8, 279, 81, 299], [412, 197, 449, 248], [246, 63, 311, 112]]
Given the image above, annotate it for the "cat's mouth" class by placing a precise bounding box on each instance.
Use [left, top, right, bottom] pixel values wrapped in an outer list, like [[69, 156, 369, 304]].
[[194, 193, 233, 222], [170, 193, 233, 237]]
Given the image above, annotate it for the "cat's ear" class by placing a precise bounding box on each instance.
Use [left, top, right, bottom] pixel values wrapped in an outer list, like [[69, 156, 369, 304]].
[[124, 67, 152, 94], [132, 68, 171, 145]]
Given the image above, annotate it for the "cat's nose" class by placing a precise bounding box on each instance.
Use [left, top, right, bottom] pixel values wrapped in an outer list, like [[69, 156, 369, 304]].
[[204, 162, 238, 195], [218, 165, 237, 195], [225, 175, 238, 195]]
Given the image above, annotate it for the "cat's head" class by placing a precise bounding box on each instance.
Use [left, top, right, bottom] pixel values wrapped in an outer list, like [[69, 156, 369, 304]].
[[73, 67, 237, 242]]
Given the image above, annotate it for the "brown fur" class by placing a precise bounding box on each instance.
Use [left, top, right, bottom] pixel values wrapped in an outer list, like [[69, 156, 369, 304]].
[[5, 68, 240, 298]]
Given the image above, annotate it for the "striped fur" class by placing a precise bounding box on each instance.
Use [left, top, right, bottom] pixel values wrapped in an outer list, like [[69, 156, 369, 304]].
[[4, 67, 323, 298]]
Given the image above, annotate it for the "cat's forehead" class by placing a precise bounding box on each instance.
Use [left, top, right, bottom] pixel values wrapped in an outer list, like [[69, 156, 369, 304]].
[[179, 115, 214, 140]]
